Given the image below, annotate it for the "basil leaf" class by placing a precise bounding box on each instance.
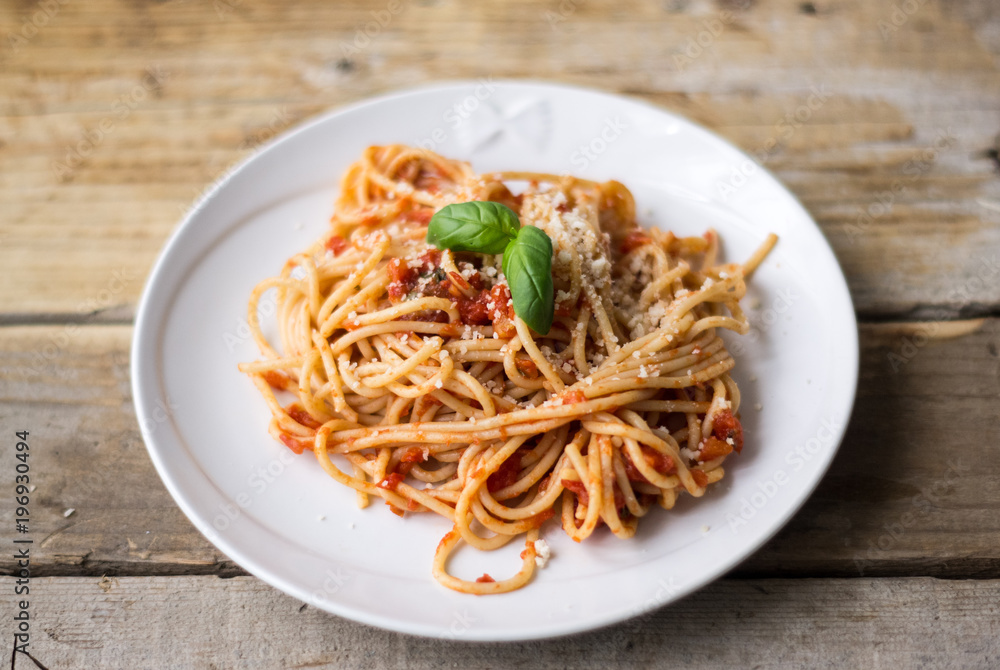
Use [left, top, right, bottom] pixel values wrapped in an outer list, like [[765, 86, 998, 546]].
[[425, 199, 556, 335], [427, 201, 520, 254], [502, 226, 554, 335]]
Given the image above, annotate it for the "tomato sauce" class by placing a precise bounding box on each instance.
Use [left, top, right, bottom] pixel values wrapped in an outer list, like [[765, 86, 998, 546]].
[[325, 235, 349, 255], [488, 283, 517, 337], [400, 208, 433, 225], [286, 403, 321, 430], [561, 479, 589, 506], [712, 410, 744, 453], [278, 433, 312, 455], [385, 250, 521, 337], [528, 508, 555, 528], [457, 290, 491, 325], [396, 446, 427, 476], [620, 229, 652, 253], [487, 452, 523, 493], [698, 436, 733, 461], [514, 357, 540, 379], [622, 447, 676, 483], [387, 258, 416, 303], [263, 370, 293, 391], [377, 472, 404, 491]]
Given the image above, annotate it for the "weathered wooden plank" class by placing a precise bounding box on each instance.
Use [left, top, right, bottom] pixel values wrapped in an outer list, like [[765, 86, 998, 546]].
[[0, 320, 997, 578], [742, 317, 1000, 577], [2, 576, 998, 668], [1, 0, 998, 317], [0, 325, 231, 576]]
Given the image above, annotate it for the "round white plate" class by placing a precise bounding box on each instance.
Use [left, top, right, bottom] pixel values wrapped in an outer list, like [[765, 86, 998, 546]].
[[132, 81, 858, 641]]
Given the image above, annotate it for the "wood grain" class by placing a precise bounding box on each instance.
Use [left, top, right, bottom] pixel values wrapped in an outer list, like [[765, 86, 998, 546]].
[[0, 0, 998, 318], [0, 325, 230, 576], [741, 317, 1000, 578], [3, 576, 998, 668], [1, 319, 997, 578]]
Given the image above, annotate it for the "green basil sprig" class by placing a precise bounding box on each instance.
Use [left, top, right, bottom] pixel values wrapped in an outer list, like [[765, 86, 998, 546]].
[[501, 225, 554, 335], [427, 201, 554, 335], [426, 201, 520, 254]]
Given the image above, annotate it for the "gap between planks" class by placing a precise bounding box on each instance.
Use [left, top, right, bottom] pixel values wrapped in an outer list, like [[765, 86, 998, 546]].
[[1, 576, 997, 669], [0, 319, 998, 579]]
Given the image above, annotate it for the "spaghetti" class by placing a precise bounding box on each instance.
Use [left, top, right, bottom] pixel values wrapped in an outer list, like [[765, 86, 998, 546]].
[[239, 145, 777, 594]]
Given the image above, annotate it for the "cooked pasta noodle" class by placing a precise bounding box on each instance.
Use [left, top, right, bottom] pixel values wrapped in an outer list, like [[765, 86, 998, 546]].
[[239, 145, 777, 594]]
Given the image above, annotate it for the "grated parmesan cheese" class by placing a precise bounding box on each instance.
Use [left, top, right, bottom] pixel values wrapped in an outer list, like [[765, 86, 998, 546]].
[[534, 538, 552, 568]]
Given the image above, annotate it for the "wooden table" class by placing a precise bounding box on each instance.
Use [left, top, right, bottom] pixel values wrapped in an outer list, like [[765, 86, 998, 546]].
[[2, 0, 999, 667]]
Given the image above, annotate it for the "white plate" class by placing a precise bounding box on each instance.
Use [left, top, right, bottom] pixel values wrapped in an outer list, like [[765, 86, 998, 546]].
[[132, 81, 858, 641]]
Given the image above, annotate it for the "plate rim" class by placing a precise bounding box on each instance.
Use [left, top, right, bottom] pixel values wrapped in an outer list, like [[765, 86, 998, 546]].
[[131, 78, 859, 641]]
